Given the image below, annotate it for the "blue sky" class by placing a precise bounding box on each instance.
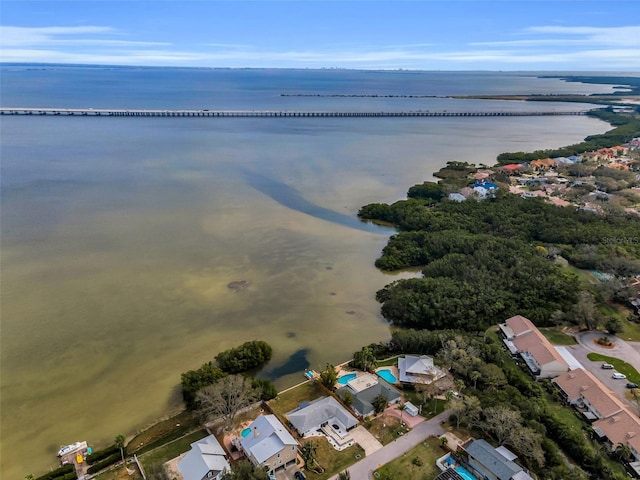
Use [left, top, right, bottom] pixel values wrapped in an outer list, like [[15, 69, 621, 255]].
[[1, 1, 639, 70]]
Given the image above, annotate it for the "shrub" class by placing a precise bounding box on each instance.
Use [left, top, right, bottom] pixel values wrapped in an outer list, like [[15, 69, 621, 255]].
[[86, 453, 121, 474], [35, 465, 76, 480], [86, 445, 119, 464]]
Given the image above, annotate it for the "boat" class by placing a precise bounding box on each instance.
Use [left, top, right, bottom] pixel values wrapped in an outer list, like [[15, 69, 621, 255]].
[[57, 441, 87, 457]]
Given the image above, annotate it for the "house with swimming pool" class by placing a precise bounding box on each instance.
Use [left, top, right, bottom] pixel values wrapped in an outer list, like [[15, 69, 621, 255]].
[[239, 414, 299, 475], [336, 372, 402, 416], [436, 438, 533, 480]]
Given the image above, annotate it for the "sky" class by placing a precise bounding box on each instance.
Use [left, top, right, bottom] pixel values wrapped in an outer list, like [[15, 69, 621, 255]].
[[1, 1, 639, 71]]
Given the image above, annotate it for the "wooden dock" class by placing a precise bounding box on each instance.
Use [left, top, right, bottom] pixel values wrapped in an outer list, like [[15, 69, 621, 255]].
[[0, 107, 587, 118]]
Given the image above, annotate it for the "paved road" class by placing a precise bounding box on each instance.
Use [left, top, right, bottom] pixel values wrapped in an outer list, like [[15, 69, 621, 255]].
[[327, 410, 450, 480], [565, 332, 640, 413]]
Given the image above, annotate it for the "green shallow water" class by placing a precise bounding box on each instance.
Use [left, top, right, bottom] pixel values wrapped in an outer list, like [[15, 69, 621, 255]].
[[0, 113, 608, 478]]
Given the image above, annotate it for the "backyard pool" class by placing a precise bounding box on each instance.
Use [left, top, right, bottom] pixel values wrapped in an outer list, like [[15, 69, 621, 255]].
[[377, 369, 398, 384], [455, 466, 477, 480], [241, 427, 252, 438], [337, 373, 357, 385]]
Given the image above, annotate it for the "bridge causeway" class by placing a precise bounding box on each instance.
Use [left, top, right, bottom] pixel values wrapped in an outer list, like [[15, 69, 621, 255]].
[[0, 108, 587, 118]]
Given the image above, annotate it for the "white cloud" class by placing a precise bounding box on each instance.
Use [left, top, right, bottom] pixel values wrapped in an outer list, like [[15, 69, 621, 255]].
[[474, 25, 640, 48], [1, 23, 639, 70], [0, 25, 170, 47]]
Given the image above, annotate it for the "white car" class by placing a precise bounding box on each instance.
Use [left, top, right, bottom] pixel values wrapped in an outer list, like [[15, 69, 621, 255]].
[[612, 372, 627, 379]]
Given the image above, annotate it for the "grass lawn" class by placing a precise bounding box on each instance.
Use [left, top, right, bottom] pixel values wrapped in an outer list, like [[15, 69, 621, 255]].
[[138, 429, 209, 470], [376, 355, 401, 367], [618, 317, 640, 342], [586, 352, 640, 383], [93, 465, 143, 480], [539, 327, 577, 345], [268, 381, 326, 416], [366, 414, 409, 445], [126, 410, 199, 455], [301, 438, 364, 480], [373, 436, 444, 480]]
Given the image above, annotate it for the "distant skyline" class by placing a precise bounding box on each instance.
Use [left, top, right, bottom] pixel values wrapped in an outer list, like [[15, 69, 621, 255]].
[[1, 1, 639, 71]]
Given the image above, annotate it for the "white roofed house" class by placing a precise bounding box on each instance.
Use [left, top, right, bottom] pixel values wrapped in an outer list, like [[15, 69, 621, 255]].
[[239, 414, 299, 474], [177, 435, 230, 480], [398, 355, 446, 385], [286, 396, 359, 450]]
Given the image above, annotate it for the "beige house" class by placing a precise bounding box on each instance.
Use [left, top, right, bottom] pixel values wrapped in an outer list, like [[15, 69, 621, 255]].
[[239, 414, 299, 475], [554, 368, 640, 465], [499, 315, 569, 379], [553, 369, 625, 420], [594, 409, 640, 459]]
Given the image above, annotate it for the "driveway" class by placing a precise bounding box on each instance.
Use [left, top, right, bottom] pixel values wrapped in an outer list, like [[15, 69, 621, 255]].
[[350, 426, 383, 455], [564, 332, 640, 413], [326, 410, 449, 480]]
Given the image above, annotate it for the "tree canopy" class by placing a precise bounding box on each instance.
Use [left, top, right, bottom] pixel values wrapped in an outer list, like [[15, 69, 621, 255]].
[[215, 340, 273, 374]]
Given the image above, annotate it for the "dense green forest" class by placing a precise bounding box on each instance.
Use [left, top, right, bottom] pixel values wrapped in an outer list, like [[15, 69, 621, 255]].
[[359, 189, 640, 331]]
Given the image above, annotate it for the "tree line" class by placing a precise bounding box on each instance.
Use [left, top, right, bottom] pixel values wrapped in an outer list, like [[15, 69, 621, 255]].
[[495, 107, 640, 164], [181, 340, 276, 409]]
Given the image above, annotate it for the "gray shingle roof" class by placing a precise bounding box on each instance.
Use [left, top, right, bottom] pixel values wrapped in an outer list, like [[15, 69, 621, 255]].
[[287, 396, 358, 435], [240, 414, 298, 464], [177, 435, 229, 480], [465, 439, 522, 480]]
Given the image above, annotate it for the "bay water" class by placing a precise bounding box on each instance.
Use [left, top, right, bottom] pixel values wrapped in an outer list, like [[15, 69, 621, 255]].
[[0, 66, 615, 477]]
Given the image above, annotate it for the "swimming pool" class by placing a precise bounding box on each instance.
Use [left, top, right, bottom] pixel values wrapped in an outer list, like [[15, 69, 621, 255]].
[[377, 369, 397, 383], [241, 427, 252, 438], [455, 465, 477, 480], [337, 373, 357, 385]]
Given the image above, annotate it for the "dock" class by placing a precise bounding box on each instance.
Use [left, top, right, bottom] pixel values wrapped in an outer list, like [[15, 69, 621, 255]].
[[0, 107, 587, 118]]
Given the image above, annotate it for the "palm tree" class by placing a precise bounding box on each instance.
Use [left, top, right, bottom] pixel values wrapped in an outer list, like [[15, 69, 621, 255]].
[[614, 442, 632, 462], [398, 402, 407, 425], [470, 371, 481, 389], [115, 434, 126, 465], [445, 390, 455, 404]]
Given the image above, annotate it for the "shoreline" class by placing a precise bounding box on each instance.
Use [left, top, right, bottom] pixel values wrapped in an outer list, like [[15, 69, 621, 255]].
[[9, 78, 627, 479]]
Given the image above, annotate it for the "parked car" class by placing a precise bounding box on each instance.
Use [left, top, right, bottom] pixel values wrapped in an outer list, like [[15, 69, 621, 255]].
[[627, 383, 639, 389], [601, 363, 614, 369], [612, 372, 627, 379], [294, 472, 306, 480]]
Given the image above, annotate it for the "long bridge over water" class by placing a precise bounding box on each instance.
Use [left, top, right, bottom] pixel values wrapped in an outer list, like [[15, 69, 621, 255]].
[[0, 107, 587, 118]]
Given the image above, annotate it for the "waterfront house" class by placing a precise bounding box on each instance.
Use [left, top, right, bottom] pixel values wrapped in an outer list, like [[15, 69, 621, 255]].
[[499, 315, 569, 379], [240, 414, 299, 474], [177, 435, 230, 480], [398, 354, 446, 385], [337, 373, 402, 416], [286, 396, 358, 450]]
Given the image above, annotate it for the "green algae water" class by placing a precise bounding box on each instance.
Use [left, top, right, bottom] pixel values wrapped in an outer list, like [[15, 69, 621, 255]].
[[0, 66, 615, 477]]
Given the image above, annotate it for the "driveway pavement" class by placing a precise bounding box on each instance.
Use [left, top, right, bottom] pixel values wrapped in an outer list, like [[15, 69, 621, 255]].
[[326, 410, 449, 480], [349, 426, 383, 455], [564, 332, 640, 413]]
